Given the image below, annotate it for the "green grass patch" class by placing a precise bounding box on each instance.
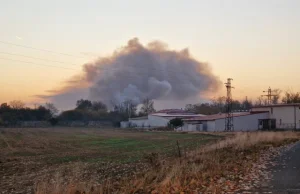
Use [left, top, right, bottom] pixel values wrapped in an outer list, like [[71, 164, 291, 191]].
[[12, 151, 38, 157], [1, 129, 224, 166]]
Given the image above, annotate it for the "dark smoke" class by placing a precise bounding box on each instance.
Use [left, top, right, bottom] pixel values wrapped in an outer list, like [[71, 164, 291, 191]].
[[40, 38, 221, 109]]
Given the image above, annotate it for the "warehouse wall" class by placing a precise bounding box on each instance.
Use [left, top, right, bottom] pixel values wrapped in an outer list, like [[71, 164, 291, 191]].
[[272, 107, 300, 129], [148, 115, 170, 127], [129, 119, 149, 127], [182, 123, 202, 131], [252, 106, 300, 129], [201, 121, 216, 131], [214, 113, 269, 131]]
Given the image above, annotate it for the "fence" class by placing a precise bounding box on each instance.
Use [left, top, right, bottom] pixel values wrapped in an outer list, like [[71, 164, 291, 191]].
[[277, 123, 300, 130], [0, 121, 51, 128], [58, 120, 113, 127], [0, 120, 113, 128]]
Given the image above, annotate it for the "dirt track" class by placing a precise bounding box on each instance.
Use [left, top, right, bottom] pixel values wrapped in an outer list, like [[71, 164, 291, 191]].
[[257, 142, 300, 194]]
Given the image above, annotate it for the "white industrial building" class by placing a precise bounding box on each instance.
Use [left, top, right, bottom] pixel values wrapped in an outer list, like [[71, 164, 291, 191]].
[[121, 104, 300, 131], [182, 112, 269, 132], [252, 104, 300, 129], [181, 103, 300, 132], [120, 109, 204, 128]]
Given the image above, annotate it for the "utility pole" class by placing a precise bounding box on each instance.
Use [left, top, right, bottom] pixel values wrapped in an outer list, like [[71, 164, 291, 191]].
[[261, 87, 276, 105], [244, 96, 248, 110], [225, 78, 234, 131]]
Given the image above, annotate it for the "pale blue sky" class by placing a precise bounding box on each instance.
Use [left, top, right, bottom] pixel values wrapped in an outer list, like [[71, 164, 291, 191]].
[[1, 0, 300, 103]]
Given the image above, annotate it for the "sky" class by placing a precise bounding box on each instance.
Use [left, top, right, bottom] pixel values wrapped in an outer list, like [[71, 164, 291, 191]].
[[1, 0, 300, 107]]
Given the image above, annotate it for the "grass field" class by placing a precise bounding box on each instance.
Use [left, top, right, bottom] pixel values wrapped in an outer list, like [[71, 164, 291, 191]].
[[0, 127, 223, 193], [2, 128, 298, 194]]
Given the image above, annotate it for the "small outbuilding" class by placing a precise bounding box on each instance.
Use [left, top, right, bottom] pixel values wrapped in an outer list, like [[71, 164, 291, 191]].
[[252, 103, 300, 129]]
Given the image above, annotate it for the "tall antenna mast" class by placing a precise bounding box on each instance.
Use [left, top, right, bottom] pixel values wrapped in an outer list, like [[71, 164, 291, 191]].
[[225, 78, 234, 131], [262, 87, 276, 105]]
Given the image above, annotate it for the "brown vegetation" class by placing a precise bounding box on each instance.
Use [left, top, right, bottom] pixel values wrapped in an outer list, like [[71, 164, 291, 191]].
[[1, 128, 299, 193], [0, 128, 221, 194], [33, 131, 300, 194]]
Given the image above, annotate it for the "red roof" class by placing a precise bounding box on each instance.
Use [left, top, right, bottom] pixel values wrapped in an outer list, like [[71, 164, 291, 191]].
[[253, 103, 300, 108], [155, 109, 188, 114]]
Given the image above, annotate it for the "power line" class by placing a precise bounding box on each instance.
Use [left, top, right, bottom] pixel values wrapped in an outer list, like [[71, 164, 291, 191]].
[[224, 78, 234, 131], [0, 51, 78, 66], [0, 57, 77, 70], [0, 40, 86, 58], [0, 56, 194, 80], [0, 58, 191, 88], [0, 51, 190, 76], [0, 50, 187, 76], [0, 41, 201, 76], [261, 87, 277, 105]]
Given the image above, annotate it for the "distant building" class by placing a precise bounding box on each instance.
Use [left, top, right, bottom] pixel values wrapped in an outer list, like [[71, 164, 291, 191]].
[[121, 104, 300, 131], [181, 103, 300, 132], [121, 109, 204, 128], [252, 103, 300, 129], [182, 112, 269, 132]]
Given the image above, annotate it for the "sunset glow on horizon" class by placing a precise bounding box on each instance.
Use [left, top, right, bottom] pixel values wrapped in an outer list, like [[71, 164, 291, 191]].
[[1, 0, 300, 108]]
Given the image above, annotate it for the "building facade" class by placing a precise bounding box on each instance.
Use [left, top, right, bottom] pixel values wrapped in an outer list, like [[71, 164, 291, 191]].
[[182, 104, 300, 132], [121, 104, 300, 131], [121, 109, 204, 128], [252, 104, 300, 129], [182, 112, 269, 132]]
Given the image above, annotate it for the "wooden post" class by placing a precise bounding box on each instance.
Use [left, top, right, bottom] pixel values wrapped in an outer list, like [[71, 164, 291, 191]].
[[176, 140, 181, 163]]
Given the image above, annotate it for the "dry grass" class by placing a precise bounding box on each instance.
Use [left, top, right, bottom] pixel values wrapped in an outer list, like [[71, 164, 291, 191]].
[[0, 128, 222, 194], [33, 131, 300, 194]]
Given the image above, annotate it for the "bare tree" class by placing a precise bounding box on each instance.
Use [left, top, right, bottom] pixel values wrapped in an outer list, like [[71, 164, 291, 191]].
[[255, 96, 268, 106], [123, 100, 137, 118], [112, 100, 137, 118], [272, 88, 282, 104], [76, 99, 92, 110], [140, 98, 155, 115], [45, 103, 59, 116], [282, 91, 300, 103], [10, 100, 25, 109], [210, 96, 226, 112], [241, 99, 253, 110], [92, 101, 107, 112]]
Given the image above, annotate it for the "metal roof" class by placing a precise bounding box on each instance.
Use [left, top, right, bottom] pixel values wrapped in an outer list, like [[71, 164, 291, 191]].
[[183, 111, 268, 121], [129, 116, 148, 120], [151, 113, 205, 117], [154, 109, 190, 114], [253, 103, 300, 108]]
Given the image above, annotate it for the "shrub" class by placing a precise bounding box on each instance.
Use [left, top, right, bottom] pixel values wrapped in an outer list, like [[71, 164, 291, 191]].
[[168, 118, 184, 128], [49, 118, 59, 126]]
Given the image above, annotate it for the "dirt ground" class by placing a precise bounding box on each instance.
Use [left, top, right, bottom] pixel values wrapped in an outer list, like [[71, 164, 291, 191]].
[[0, 127, 222, 194]]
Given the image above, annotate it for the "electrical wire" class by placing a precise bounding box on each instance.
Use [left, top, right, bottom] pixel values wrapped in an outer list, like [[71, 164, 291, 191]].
[[0, 57, 77, 70], [0, 40, 87, 58], [0, 57, 189, 82], [0, 41, 196, 75], [0, 51, 78, 66]]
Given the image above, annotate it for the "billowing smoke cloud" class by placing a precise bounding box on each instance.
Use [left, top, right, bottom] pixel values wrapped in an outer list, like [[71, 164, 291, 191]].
[[40, 38, 221, 109]]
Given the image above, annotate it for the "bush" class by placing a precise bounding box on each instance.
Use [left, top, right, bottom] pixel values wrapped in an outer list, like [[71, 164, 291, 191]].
[[168, 118, 184, 128], [49, 117, 59, 126]]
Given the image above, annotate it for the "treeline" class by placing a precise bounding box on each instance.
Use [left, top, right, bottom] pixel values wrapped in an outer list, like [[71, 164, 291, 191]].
[[0, 98, 155, 127], [1, 90, 299, 126], [58, 99, 155, 126], [185, 90, 300, 115], [185, 97, 252, 115], [0, 101, 55, 126]]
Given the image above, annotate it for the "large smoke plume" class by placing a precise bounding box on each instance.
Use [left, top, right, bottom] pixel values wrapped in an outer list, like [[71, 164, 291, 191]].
[[40, 38, 221, 109]]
